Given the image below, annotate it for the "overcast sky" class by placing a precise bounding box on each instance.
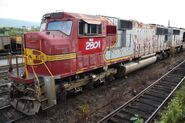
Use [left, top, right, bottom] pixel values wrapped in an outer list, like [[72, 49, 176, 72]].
[[0, 0, 184, 28]]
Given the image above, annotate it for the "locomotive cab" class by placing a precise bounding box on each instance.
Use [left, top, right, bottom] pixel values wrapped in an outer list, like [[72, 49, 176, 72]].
[[8, 12, 79, 115]]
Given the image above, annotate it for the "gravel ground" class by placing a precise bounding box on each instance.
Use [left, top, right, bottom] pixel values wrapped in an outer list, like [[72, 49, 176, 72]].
[[0, 94, 10, 108], [3, 51, 183, 123], [0, 72, 11, 109]]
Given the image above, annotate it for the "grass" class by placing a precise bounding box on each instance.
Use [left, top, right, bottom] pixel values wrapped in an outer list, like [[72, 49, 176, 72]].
[[75, 101, 90, 122], [156, 80, 185, 123], [130, 114, 144, 123]]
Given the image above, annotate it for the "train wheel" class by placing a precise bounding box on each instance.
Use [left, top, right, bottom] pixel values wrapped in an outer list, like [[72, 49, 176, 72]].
[[180, 46, 183, 52], [106, 74, 115, 82], [59, 90, 67, 101], [115, 67, 125, 79], [86, 81, 95, 90]]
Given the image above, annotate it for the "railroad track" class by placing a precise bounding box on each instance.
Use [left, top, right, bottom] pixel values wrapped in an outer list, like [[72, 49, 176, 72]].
[[0, 67, 11, 85], [0, 63, 27, 123], [0, 71, 9, 80], [0, 83, 26, 123], [0, 105, 26, 123], [0, 66, 9, 73], [0, 60, 23, 79], [98, 60, 185, 123], [0, 83, 11, 109], [0, 83, 11, 95]]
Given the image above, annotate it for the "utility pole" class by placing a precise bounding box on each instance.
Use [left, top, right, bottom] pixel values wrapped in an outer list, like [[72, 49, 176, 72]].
[[168, 20, 170, 27]]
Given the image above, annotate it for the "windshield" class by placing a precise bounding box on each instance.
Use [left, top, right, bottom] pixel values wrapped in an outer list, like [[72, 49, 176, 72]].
[[40, 22, 46, 32], [47, 20, 72, 35]]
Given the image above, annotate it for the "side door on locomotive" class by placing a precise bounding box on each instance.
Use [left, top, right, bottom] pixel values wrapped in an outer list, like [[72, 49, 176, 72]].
[[77, 17, 106, 73]]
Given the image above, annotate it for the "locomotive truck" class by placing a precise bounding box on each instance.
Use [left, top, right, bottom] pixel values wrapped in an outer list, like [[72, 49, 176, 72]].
[[8, 12, 185, 115]]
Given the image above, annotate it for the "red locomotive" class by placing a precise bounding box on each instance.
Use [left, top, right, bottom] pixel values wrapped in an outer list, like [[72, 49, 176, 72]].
[[8, 12, 185, 115]]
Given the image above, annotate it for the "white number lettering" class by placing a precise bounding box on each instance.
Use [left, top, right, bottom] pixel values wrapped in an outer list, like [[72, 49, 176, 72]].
[[85, 38, 101, 50]]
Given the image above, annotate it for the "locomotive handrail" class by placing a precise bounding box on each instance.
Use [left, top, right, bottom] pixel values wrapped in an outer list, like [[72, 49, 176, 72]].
[[8, 53, 30, 80], [27, 57, 41, 96], [39, 39, 55, 96], [8, 53, 13, 72], [43, 62, 55, 97], [15, 55, 25, 77], [15, 55, 19, 77], [15, 54, 25, 58], [8, 52, 58, 97]]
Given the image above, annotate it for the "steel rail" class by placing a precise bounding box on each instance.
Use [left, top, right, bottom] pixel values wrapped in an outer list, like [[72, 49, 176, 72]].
[[97, 59, 185, 123], [145, 76, 185, 123], [0, 106, 26, 123]]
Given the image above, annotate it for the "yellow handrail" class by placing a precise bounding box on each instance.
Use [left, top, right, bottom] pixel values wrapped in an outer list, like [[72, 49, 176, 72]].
[[43, 63, 55, 97], [39, 40, 55, 97], [27, 57, 41, 97]]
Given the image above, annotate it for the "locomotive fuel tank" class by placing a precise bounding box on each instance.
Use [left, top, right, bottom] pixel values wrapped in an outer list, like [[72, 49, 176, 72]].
[[123, 56, 157, 74]]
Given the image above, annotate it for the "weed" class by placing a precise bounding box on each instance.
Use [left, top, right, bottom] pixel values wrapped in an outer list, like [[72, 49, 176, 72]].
[[157, 81, 185, 123], [75, 102, 90, 122], [130, 114, 144, 123]]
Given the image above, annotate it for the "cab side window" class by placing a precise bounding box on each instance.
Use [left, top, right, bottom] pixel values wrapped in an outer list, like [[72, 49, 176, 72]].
[[183, 32, 185, 42], [156, 28, 168, 42], [79, 20, 102, 36]]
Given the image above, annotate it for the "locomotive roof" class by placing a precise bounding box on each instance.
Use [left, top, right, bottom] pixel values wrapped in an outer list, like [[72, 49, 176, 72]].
[[42, 12, 185, 30], [43, 12, 104, 24], [68, 12, 102, 24]]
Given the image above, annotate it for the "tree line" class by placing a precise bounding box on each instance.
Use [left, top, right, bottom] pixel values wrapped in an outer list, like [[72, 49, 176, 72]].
[[0, 26, 39, 36]]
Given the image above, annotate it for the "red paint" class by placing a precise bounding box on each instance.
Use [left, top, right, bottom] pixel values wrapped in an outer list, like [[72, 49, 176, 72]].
[[8, 72, 34, 84], [79, 37, 103, 54], [9, 12, 117, 83]]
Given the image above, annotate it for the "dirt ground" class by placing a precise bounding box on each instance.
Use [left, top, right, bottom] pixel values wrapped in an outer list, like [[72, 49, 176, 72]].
[[12, 52, 185, 123]]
